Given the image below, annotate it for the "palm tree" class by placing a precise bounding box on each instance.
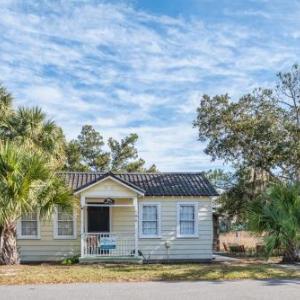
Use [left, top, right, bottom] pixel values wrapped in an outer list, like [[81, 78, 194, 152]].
[[5, 107, 66, 169], [248, 183, 300, 263], [0, 142, 75, 265], [0, 85, 66, 169], [0, 85, 13, 139]]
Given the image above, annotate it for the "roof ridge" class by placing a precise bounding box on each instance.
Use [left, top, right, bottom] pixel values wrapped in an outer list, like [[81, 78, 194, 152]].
[[58, 171, 205, 175], [58, 171, 105, 174], [119, 172, 205, 174]]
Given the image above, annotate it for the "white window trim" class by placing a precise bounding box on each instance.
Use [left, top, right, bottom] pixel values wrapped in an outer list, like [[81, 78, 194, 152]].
[[176, 202, 199, 238], [17, 212, 41, 240], [139, 202, 161, 239], [53, 207, 77, 240]]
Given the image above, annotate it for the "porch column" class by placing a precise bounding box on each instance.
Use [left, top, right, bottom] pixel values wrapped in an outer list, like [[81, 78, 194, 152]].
[[133, 196, 138, 257], [80, 195, 85, 258]]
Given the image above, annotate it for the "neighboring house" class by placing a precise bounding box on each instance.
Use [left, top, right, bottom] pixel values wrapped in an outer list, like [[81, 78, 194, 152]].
[[17, 171, 218, 263]]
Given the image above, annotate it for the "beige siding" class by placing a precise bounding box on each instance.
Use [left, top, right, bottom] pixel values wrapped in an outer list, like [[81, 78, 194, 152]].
[[81, 178, 137, 198], [138, 197, 213, 260], [17, 208, 81, 262], [111, 206, 135, 234]]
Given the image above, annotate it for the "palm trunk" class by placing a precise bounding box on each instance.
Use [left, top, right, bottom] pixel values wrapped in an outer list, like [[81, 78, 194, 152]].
[[282, 243, 299, 264], [0, 222, 19, 265]]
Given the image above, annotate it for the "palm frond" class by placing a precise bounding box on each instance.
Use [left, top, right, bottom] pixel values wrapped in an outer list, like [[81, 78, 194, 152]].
[[0, 142, 75, 225], [247, 182, 300, 260]]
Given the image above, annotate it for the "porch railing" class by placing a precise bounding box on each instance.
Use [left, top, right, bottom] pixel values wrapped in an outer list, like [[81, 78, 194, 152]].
[[82, 232, 135, 257]]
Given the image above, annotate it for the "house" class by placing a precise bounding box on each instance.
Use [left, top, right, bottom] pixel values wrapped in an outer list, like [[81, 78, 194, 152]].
[[16, 171, 218, 263]]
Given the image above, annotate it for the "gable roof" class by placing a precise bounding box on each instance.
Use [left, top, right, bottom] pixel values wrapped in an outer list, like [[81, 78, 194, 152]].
[[59, 171, 218, 197], [72, 172, 145, 195]]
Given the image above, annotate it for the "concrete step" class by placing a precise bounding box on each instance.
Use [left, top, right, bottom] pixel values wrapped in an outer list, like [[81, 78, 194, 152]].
[[79, 256, 143, 264]]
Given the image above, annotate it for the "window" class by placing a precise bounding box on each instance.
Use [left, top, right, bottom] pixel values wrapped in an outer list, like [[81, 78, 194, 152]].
[[177, 203, 198, 238], [17, 212, 40, 239], [139, 203, 161, 238], [54, 206, 76, 239]]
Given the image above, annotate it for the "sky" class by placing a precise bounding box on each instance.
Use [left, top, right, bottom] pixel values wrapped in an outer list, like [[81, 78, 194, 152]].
[[1, 0, 300, 171]]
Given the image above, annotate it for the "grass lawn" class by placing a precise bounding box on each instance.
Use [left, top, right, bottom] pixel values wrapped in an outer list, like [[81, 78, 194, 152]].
[[0, 259, 300, 285]]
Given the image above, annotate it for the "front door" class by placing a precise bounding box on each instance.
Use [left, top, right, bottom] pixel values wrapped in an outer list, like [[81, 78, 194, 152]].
[[87, 206, 110, 232]]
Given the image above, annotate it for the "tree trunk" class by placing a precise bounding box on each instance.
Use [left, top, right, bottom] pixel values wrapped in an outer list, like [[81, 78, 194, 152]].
[[0, 222, 19, 265], [282, 244, 299, 264], [296, 168, 300, 184]]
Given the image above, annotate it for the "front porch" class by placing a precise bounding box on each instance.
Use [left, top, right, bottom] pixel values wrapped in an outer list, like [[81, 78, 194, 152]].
[[79, 195, 142, 263], [79, 231, 142, 263]]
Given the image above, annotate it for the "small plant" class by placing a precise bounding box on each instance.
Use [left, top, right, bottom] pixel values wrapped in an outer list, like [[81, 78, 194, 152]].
[[61, 255, 79, 265]]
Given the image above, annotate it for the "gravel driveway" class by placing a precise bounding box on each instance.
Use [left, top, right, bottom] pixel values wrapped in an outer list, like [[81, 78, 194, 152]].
[[1, 280, 299, 300]]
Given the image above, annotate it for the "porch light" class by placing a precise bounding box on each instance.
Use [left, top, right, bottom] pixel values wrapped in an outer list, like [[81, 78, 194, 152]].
[[103, 198, 115, 205]]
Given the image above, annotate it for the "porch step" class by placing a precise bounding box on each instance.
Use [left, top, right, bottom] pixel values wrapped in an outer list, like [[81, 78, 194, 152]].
[[79, 256, 143, 264]]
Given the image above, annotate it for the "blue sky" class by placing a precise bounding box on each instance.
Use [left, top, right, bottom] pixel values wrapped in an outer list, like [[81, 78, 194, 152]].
[[1, 0, 300, 171]]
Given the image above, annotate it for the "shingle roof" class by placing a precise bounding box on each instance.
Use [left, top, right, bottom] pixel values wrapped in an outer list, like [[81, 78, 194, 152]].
[[59, 171, 218, 197]]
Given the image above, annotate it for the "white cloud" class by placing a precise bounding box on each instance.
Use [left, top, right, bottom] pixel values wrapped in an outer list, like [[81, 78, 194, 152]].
[[0, 1, 299, 171], [224, 8, 271, 19]]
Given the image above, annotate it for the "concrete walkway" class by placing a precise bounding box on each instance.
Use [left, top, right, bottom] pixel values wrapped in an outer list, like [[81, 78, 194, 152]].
[[1, 280, 299, 300], [276, 263, 300, 270], [213, 254, 241, 262]]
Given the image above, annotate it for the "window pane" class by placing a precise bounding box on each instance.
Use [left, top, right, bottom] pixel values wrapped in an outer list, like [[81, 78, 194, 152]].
[[21, 213, 38, 236], [142, 205, 159, 236], [58, 221, 74, 236], [179, 205, 196, 235], [57, 207, 74, 236], [21, 221, 37, 236], [143, 206, 157, 221], [180, 206, 194, 221], [180, 221, 195, 235], [142, 221, 157, 235]]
